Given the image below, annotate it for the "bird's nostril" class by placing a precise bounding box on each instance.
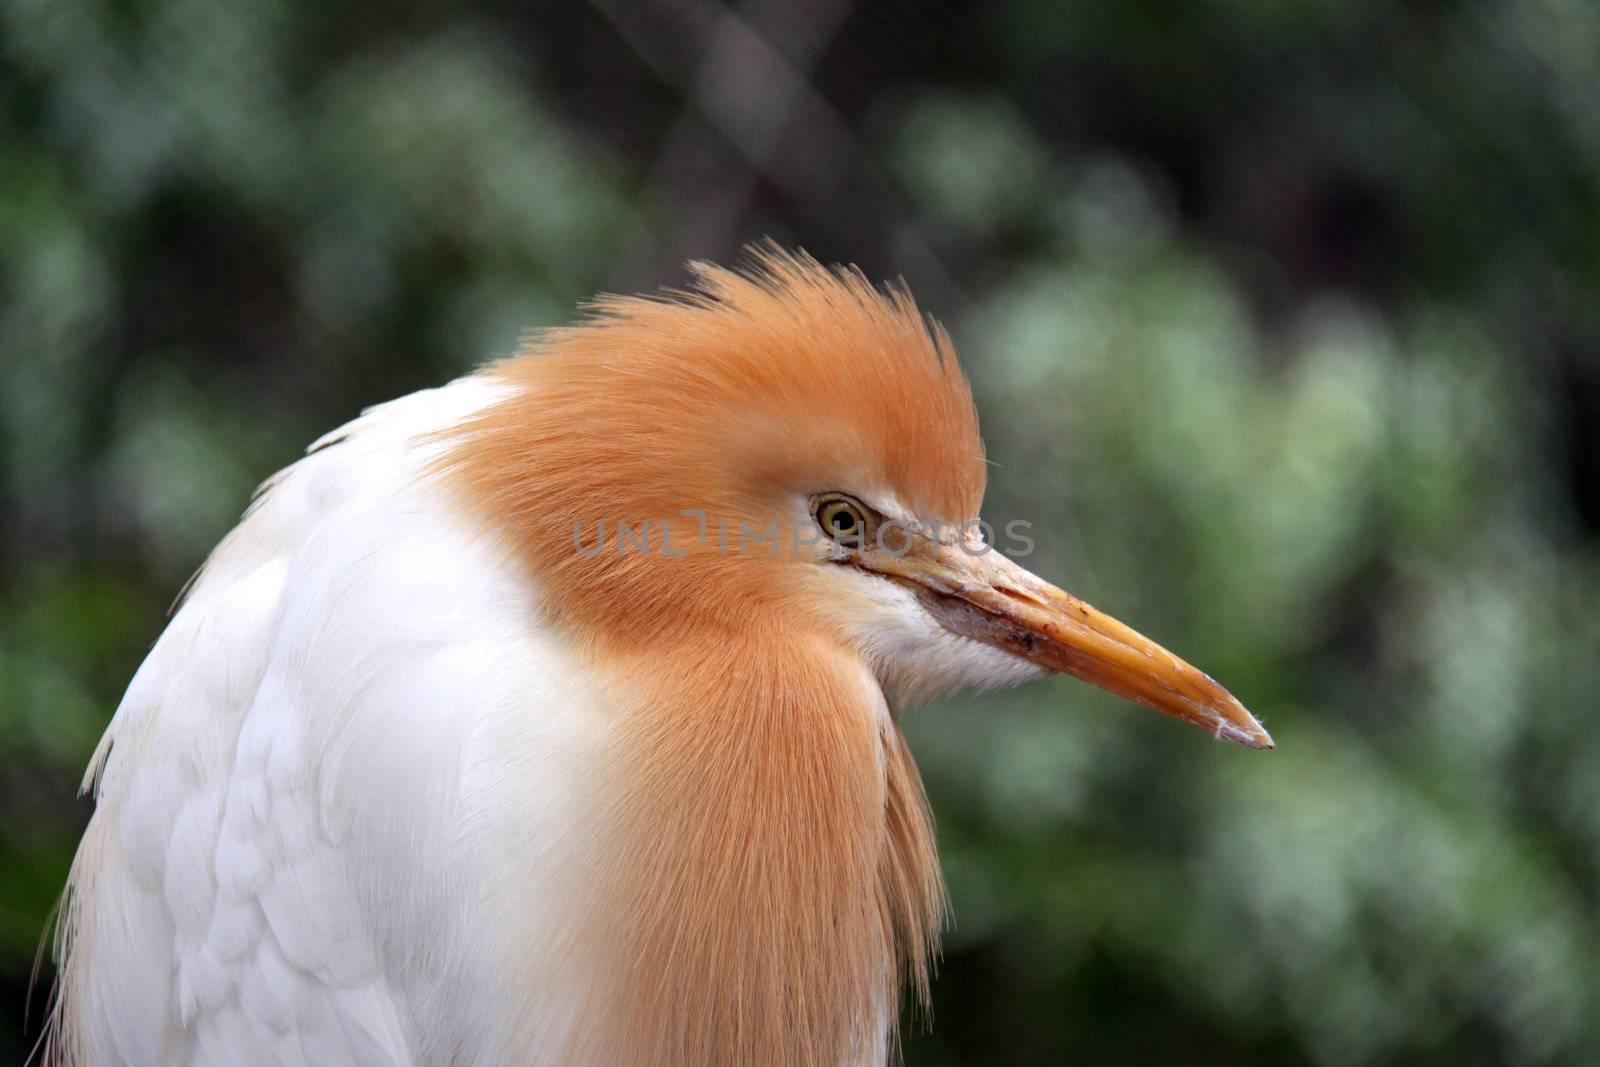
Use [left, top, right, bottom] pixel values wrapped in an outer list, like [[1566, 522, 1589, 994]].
[[993, 584, 1038, 608]]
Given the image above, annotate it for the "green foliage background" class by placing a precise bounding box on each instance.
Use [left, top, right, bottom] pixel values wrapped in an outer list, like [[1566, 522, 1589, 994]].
[[2, 0, 1598, 1062]]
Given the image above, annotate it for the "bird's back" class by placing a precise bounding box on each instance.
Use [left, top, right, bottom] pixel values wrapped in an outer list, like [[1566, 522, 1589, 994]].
[[50, 375, 605, 1066]]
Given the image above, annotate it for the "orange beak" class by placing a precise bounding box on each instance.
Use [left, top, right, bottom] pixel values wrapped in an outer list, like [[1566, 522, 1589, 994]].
[[858, 534, 1273, 749]]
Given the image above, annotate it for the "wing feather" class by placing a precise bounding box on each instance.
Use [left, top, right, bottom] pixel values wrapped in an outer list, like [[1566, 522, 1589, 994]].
[[50, 378, 534, 1067]]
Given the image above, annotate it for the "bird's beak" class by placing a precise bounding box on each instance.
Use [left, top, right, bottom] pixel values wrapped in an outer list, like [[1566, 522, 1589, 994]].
[[858, 535, 1273, 749]]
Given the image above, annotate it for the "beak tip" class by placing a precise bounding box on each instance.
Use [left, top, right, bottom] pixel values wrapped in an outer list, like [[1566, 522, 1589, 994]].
[[1218, 714, 1274, 750]]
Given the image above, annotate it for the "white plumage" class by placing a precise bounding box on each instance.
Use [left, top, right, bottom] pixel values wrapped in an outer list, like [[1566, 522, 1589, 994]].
[[59, 379, 614, 1065]]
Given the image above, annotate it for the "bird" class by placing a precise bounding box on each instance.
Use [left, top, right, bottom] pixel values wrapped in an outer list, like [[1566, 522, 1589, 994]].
[[47, 245, 1271, 1067]]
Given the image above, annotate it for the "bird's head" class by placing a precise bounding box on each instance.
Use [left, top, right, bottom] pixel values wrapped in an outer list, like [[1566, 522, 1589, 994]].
[[441, 246, 1270, 748]]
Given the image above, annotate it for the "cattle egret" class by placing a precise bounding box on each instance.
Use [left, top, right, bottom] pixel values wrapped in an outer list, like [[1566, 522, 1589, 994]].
[[49, 247, 1270, 1067]]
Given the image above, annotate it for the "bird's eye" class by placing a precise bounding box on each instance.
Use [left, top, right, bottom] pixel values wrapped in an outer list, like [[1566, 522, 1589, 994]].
[[814, 495, 868, 541]]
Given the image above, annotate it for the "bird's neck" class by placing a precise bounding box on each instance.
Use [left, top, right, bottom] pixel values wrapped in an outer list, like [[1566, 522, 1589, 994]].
[[573, 634, 943, 1067], [432, 367, 944, 1063]]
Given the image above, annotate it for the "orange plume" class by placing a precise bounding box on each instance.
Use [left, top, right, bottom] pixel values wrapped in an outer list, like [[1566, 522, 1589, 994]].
[[435, 246, 973, 1065]]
